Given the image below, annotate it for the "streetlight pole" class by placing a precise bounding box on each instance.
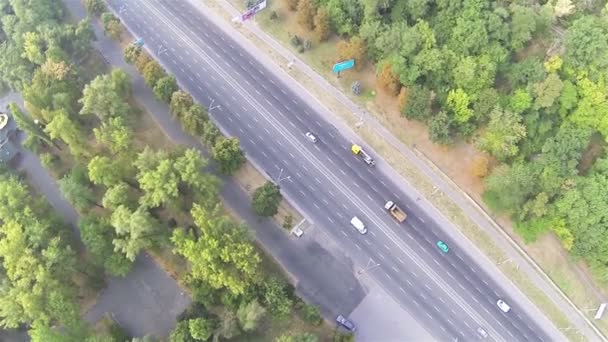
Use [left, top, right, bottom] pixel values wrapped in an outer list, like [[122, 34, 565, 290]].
[[276, 168, 291, 184], [357, 258, 380, 276]]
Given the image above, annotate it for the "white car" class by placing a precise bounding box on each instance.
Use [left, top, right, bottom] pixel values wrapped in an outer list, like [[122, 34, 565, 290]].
[[497, 299, 511, 313], [350, 216, 367, 234], [305, 132, 317, 143], [477, 327, 488, 338]]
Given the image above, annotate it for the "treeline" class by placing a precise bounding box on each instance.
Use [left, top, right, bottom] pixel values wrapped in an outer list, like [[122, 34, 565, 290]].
[[283, 0, 608, 281]]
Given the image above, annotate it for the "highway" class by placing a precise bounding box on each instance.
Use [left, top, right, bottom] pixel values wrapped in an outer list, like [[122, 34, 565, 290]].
[[108, 0, 562, 340]]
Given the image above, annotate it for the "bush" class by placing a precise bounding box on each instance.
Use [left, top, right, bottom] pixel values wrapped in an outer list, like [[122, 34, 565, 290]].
[[39, 152, 56, 169], [153, 76, 179, 103], [101, 13, 122, 40], [302, 304, 322, 325], [283, 214, 294, 229], [84, 0, 106, 16], [351, 81, 361, 95], [290, 35, 302, 47], [303, 40, 312, 50], [270, 11, 279, 20], [201, 121, 221, 147]]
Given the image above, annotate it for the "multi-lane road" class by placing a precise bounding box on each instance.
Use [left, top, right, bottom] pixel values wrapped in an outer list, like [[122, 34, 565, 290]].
[[108, 0, 564, 340]]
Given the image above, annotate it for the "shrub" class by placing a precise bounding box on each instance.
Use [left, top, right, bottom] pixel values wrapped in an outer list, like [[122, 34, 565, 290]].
[[351, 81, 361, 95], [302, 304, 322, 325], [290, 35, 302, 47]]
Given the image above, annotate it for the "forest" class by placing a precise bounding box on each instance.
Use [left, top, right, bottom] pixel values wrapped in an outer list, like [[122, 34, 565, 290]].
[[282, 0, 608, 282], [0, 0, 344, 341]]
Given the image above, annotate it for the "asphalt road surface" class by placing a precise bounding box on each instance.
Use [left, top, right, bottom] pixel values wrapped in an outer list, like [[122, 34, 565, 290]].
[[108, 0, 563, 340]]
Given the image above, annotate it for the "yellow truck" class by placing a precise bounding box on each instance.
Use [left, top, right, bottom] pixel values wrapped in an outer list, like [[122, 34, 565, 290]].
[[351, 144, 375, 166], [384, 201, 406, 222]]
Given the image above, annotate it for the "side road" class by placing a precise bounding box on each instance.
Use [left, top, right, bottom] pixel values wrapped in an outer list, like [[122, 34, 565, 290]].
[[63, 0, 367, 325], [202, 0, 604, 340]]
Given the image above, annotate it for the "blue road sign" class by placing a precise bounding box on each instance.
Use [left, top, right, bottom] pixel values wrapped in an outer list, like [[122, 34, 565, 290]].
[[332, 59, 355, 73]]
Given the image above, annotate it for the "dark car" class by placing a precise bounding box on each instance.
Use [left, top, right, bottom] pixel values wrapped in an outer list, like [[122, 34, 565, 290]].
[[336, 315, 356, 332]]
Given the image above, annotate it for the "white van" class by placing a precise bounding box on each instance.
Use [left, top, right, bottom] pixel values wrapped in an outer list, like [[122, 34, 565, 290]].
[[350, 216, 367, 234]]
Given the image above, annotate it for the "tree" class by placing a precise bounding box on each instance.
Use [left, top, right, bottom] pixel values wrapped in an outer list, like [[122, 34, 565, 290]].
[[376, 62, 400, 96], [554, 0, 575, 17], [174, 149, 219, 208], [325, 0, 364, 36], [170, 321, 194, 342], [79, 214, 133, 276], [510, 5, 538, 50], [45, 110, 88, 157], [427, 111, 452, 144], [79, 72, 130, 120], [263, 277, 293, 318], [201, 121, 221, 147], [93, 116, 133, 154], [137, 158, 180, 208], [58, 167, 98, 211], [111, 205, 163, 261], [533, 73, 563, 109], [446, 88, 473, 124], [212, 138, 246, 175], [142, 60, 167, 88], [296, 0, 316, 30], [84, 0, 106, 16], [402, 85, 431, 121], [88, 155, 124, 187], [252, 182, 282, 217], [313, 8, 331, 42], [22, 31, 45, 65], [477, 107, 526, 161], [237, 300, 266, 332], [171, 204, 262, 295], [170, 90, 195, 119], [102, 182, 132, 210], [216, 310, 241, 340], [483, 163, 538, 214], [8, 102, 54, 146], [180, 104, 208, 136], [124, 44, 142, 64], [154, 76, 179, 103], [188, 318, 216, 341], [564, 16, 608, 70], [336, 36, 366, 70], [101, 13, 122, 40], [509, 89, 533, 114]]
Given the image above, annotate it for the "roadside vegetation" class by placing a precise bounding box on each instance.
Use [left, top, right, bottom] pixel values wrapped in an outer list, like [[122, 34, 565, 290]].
[[0, 0, 347, 341]]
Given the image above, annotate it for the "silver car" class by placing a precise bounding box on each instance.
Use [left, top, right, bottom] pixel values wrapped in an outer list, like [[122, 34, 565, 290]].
[[477, 327, 488, 338], [497, 299, 511, 313], [305, 132, 317, 143], [336, 314, 356, 332]]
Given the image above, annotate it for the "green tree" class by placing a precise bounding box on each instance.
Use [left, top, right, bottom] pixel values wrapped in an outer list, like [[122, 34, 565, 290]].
[[564, 16, 608, 70], [533, 73, 563, 109], [170, 321, 194, 342], [93, 116, 133, 154], [102, 182, 133, 210], [201, 121, 221, 147], [483, 163, 538, 214], [79, 72, 130, 120], [58, 167, 98, 211], [22, 31, 45, 65], [88, 155, 124, 187], [402, 85, 432, 121], [142, 60, 167, 88], [154, 75, 179, 103], [44, 110, 88, 157], [188, 318, 216, 341], [237, 300, 266, 332], [170, 90, 194, 119], [124, 44, 142, 64], [326, 0, 364, 36], [510, 5, 538, 50], [509, 89, 533, 114], [212, 138, 246, 175], [216, 310, 241, 340], [428, 111, 453, 145], [8, 102, 54, 146], [477, 107, 527, 161], [174, 149, 219, 208], [180, 104, 208, 136], [252, 181, 282, 217], [101, 12, 122, 40], [171, 204, 262, 295], [79, 214, 133, 276], [84, 0, 106, 16], [111, 205, 163, 261], [263, 277, 293, 319], [137, 158, 180, 208], [446, 88, 473, 124]]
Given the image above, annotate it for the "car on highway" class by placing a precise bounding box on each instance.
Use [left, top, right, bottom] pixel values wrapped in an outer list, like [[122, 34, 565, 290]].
[[336, 314, 356, 332], [305, 131, 317, 143], [436, 240, 449, 253], [476, 327, 488, 338], [497, 299, 511, 313], [350, 216, 367, 234]]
